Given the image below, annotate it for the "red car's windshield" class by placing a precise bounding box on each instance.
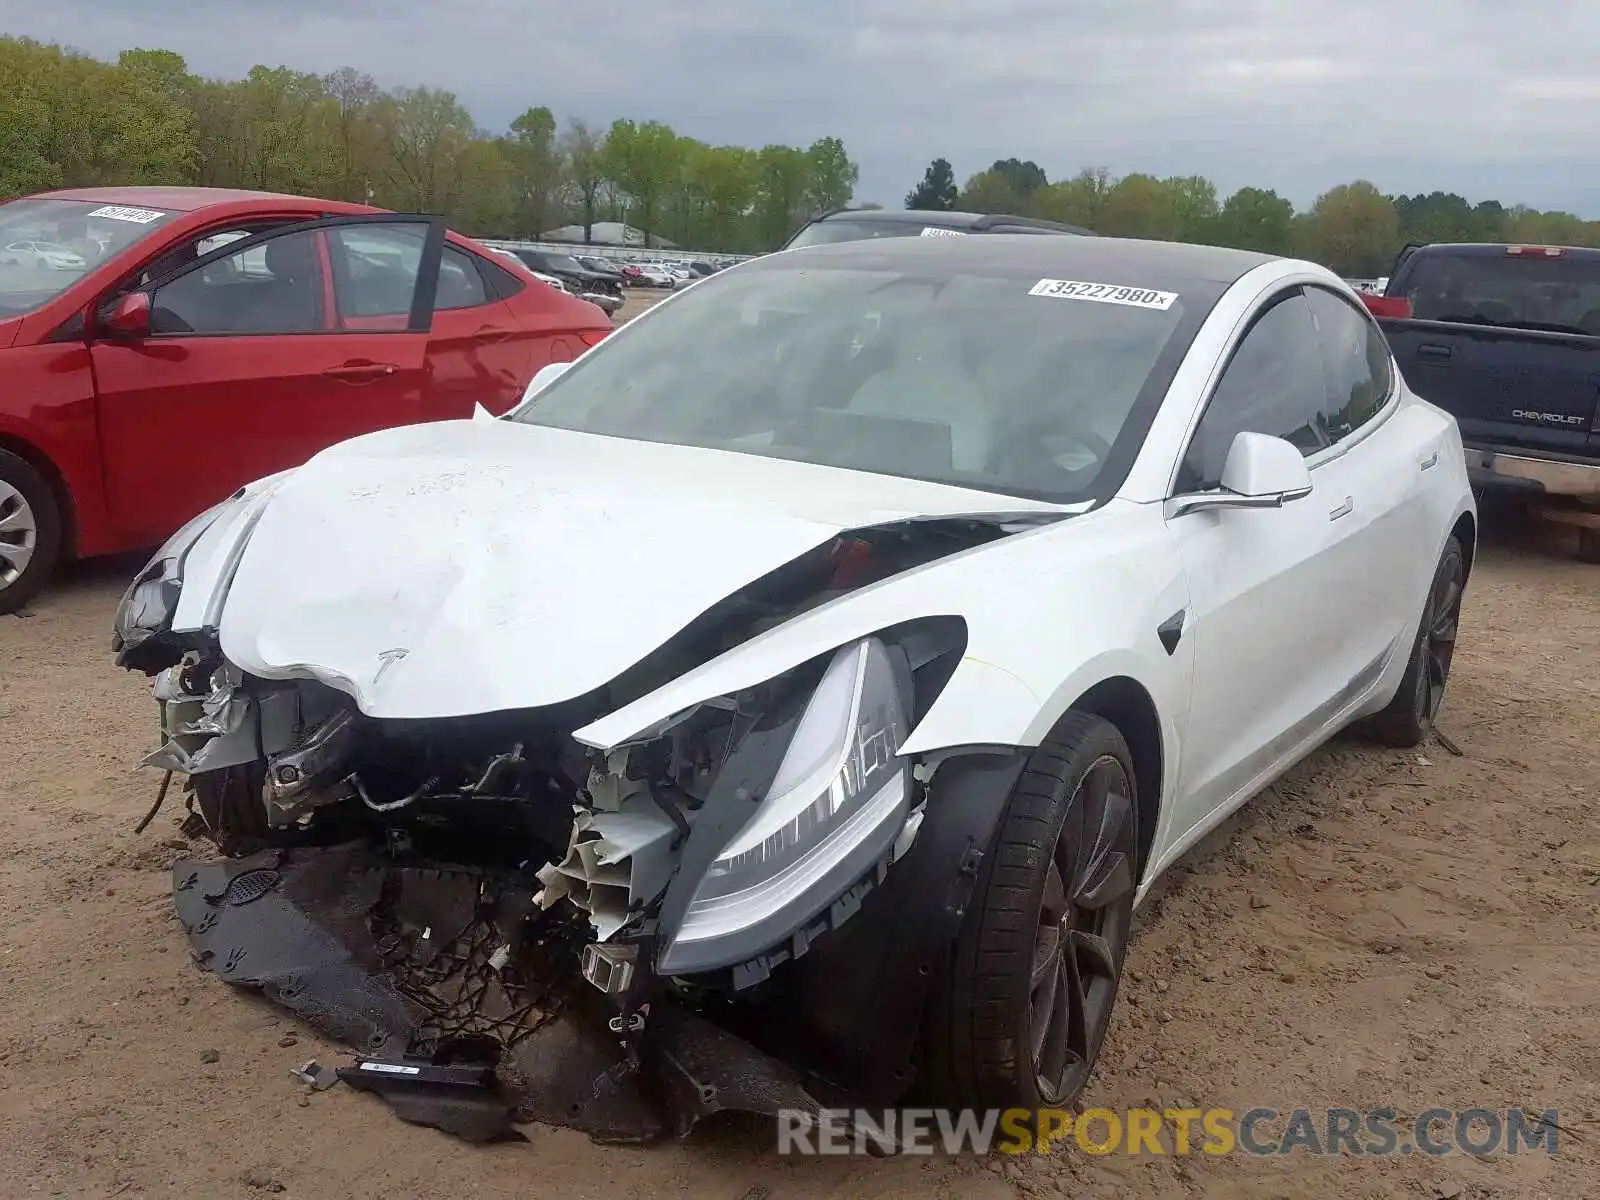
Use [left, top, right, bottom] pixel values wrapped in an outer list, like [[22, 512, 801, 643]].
[[0, 197, 180, 317]]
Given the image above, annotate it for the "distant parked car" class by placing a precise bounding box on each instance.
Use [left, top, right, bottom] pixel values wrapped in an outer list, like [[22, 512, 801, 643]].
[[628, 262, 680, 289], [508, 249, 624, 310], [0, 186, 612, 612], [784, 208, 1094, 250], [2, 239, 88, 271]]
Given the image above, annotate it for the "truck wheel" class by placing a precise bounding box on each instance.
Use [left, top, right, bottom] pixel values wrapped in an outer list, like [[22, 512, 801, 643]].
[[0, 449, 63, 616], [1365, 535, 1464, 746], [921, 711, 1139, 1109]]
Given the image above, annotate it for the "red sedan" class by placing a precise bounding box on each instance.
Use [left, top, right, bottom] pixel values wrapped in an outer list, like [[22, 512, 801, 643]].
[[0, 186, 613, 612]]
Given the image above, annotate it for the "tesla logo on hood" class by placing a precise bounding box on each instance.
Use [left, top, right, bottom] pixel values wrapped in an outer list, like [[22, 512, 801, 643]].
[[373, 647, 409, 683]]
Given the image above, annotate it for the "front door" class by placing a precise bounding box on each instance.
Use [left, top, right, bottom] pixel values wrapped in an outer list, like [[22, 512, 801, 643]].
[[91, 216, 444, 544], [1167, 290, 1361, 834]]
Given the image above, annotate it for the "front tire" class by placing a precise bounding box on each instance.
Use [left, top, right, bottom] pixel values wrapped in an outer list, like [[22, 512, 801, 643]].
[[1366, 534, 1465, 747], [922, 711, 1139, 1109], [192, 762, 271, 856], [0, 448, 63, 615]]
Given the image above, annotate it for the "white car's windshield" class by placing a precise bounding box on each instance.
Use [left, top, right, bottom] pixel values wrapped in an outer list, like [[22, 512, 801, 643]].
[[512, 251, 1209, 502], [0, 197, 179, 317]]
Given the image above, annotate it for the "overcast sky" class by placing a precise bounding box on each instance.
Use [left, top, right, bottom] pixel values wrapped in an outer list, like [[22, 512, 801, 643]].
[[5, 0, 1597, 215]]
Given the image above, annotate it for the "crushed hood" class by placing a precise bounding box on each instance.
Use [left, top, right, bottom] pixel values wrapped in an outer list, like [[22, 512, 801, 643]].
[[214, 419, 1062, 718]]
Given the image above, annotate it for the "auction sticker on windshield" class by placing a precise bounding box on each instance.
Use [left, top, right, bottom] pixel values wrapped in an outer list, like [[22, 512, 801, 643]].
[[920, 227, 967, 238], [87, 205, 168, 224], [1029, 278, 1178, 310]]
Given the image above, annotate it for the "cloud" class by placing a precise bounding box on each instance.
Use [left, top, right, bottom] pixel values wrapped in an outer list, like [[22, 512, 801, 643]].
[[5, 0, 1599, 214]]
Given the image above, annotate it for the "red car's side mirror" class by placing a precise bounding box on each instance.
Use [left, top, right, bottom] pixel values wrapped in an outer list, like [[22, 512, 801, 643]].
[[103, 292, 152, 338]]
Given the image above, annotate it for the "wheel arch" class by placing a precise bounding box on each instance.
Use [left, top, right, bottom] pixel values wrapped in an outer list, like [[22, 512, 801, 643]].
[[1062, 675, 1163, 881], [0, 432, 76, 559], [1451, 509, 1477, 580]]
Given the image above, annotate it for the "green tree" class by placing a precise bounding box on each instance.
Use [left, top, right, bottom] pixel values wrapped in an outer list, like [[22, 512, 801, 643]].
[[958, 169, 1019, 214], [1031, 168, 1112, 229], [753, 144, 811, 247], [504, 105, 561, 237], [602, 118, 681, 246], [906, 158, 958, 210], [1300, 181, 1401, 276], [1214, 186, 1295, 254], [377, 86, 477, 213], [559, 119, 607, 243], [989, 157, 1047, 200], [804, 136, 858, 214], [1099, 173, 1182, 239], [323, 67, 381, 203]]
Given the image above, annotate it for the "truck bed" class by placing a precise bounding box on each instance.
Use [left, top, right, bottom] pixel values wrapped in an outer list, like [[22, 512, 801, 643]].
[[1378, 315, 1600, 459]]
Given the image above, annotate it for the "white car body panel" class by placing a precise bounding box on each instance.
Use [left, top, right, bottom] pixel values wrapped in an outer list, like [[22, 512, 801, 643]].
[[208, 419, 1066, 717], [142, 249, 1476, 905]]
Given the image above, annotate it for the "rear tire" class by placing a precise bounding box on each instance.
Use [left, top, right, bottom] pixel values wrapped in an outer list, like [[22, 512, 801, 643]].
[[921, 711, 1139, 1109], [192, 762, 272, 856], [0, 448, 63, 616], [1367, 535, 1465, 747]]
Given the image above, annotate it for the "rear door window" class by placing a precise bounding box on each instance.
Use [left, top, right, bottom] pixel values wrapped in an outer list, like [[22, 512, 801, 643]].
[[326, 224, 428, 326]]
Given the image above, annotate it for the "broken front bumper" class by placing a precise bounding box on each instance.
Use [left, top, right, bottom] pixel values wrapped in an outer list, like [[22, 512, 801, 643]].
[[173, 842, 830, 1143]]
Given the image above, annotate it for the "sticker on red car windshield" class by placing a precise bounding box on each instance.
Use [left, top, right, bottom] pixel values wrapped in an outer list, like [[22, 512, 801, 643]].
[[87, 205, 168, 224], [1028, 278, 1178, 310], [920, 226, 967, 237]]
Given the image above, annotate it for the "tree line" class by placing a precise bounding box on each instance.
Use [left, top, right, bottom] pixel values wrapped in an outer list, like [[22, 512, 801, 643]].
[[906, 157, 1600, 278], [0, 37, 859, 254]]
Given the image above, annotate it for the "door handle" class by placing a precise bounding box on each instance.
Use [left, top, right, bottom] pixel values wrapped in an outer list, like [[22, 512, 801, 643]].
[[473, 325, 512, 343], [1419, 450, 1439, 471], [1416, 343, 1454, 362], [322, 361, 398, 383], [1328, 496, 1354, 521]]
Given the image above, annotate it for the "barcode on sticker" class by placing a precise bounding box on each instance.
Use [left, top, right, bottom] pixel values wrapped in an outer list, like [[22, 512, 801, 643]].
[[358, 1062, 421, 1075], [1029, 279, 1178, 310], [920, 227, 967, 238], [88, 205, 167, 224]]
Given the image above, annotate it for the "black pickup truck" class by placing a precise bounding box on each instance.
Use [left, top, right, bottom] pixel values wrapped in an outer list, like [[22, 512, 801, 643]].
[[1366, 243, 1600, 507]]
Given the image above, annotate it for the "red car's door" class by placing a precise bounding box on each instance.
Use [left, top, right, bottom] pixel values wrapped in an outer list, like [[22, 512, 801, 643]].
[[418, 243, 537, 420], [90, 216, 445, 544]]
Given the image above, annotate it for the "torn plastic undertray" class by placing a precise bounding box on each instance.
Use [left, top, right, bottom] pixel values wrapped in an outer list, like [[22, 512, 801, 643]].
[[171, 844, 828, 1143]]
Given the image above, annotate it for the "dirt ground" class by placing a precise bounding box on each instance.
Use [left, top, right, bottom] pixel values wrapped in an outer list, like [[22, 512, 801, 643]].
[[2, 383, 1597, 1196]]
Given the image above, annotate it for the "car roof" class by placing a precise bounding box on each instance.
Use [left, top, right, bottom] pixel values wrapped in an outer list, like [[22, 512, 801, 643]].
[[767, 232, 1278, 287], [809, 207, 1094, 236], [30, 186, 379, 215]]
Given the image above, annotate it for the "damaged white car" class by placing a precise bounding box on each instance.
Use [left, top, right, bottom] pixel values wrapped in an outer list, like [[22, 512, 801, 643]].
[[114, 234, 1476, 1142]]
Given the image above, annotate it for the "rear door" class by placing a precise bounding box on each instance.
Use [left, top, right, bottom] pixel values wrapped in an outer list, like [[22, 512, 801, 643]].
[[91, 215, 443, 543], [416, 242, 537, 419], [1303, 285, 1438, 676], [1384, 246, 1600, 453]]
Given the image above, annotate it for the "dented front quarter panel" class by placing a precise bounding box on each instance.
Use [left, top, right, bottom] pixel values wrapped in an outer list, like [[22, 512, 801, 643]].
[[169, 470, 297, 634], [577, 498, 1192, 769]]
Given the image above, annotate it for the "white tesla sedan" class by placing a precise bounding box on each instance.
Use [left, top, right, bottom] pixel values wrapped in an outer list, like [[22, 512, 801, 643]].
[[113, 234, 1475, 1135]]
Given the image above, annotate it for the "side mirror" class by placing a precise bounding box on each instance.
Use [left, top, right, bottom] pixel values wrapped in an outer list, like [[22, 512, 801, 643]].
[[1171, 432, 1313, 517], [103, 292, 152, 338], [520, 360, 572, 404]]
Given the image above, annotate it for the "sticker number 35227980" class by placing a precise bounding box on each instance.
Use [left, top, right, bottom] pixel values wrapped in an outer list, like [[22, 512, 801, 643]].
[[1028, 278, 1178, 310]]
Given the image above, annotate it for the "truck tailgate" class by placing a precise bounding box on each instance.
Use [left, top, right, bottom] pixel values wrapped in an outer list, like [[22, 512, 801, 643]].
[[1380, 317, 1600, 455]]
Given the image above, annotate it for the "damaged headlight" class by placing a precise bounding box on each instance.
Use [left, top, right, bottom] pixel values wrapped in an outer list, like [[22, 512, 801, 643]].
[[111, 501, 227, 656], [658, 636, 912, 975]]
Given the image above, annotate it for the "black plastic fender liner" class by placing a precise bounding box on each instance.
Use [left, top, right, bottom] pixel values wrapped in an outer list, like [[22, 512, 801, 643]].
[[769, 748, 1031, 1103]]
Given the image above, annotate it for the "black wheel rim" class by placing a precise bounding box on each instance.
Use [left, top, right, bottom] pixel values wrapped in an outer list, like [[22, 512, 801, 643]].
[[1029, 755, 1136, 1104], [1416, 551, 1463, 724]]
